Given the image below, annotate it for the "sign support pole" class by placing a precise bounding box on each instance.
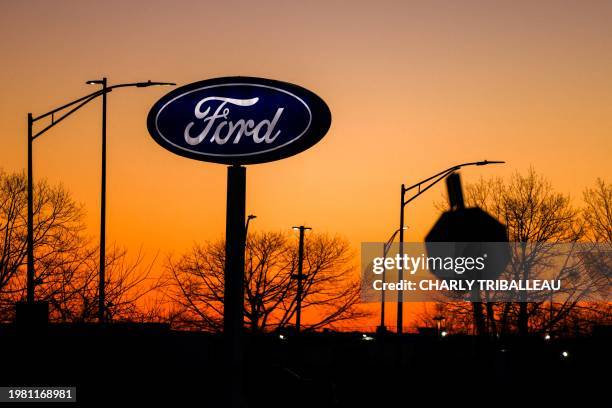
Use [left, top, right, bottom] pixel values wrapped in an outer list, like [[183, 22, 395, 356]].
[[224, 164, 246, 407], [446, 172, 486, 335]]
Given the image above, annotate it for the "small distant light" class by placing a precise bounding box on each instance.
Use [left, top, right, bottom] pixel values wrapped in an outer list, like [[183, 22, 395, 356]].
[[361, 334, 374, 341], [279, 334, 285, 340], [544, 334, 551, 340], [500, 349, 506, 353], [561, 351, 569, 358], [440, 331, 448, 337]]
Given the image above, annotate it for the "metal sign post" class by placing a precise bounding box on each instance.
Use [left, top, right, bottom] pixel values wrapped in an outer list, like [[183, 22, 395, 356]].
[[224, 165, 246, 406]]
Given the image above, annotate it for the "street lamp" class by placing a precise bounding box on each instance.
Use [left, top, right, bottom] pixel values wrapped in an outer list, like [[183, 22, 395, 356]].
[[244, 215, 256, 266], [378, 226, 407, 333], [395, 160, 504, 334], [245, 214, 257, 236], [25, 78, 175, 323], [86, 78, 175, 323]]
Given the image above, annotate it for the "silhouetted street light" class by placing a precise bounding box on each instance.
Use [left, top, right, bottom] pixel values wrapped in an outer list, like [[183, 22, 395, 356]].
[[25, 79, 175, 323], [378, 226, 407, 333], [244, 215, 256, 276], [245, 214, 257, 236], [292, 225, 311, 334], [396, 160, 505, 334]]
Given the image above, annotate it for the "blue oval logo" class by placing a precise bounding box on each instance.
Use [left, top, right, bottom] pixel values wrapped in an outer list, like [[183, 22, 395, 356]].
[[147, 77, 331, 164]]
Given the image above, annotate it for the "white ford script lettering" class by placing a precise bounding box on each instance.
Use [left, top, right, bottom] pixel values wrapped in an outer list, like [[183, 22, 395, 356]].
[[184, 96, 284, 146]]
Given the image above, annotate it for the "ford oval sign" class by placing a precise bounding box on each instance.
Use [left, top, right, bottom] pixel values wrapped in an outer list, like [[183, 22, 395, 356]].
[[147, 77, 331, 164]]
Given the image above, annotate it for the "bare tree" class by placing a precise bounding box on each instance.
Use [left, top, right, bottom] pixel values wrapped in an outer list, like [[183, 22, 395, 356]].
[[498, 169, 581, 335], [165, 231, 368, 332], [37, 245, 161, 323], [431, 169, 603, 337], [0, 170, 161, 323], [279, 233, 368, 330], [583, 178, 612, 243], [0, 170, 85, 319]]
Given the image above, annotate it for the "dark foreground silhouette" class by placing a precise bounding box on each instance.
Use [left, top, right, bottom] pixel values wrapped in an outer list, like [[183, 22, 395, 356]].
[[1, 323, 609, 406]]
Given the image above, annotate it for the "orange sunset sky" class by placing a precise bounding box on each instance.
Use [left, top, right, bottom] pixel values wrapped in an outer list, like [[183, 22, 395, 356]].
[[1, 1, 611, 327]]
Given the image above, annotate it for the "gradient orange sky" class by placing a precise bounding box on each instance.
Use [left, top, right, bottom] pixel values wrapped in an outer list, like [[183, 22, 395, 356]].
[[1, 1, 611, 328]]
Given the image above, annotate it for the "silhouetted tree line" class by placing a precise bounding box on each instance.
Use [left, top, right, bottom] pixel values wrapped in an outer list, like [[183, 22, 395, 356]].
[[0, 170, 366, 329], [0, 171, 161, 322], [420, 169, 611, 337], [0, 168, 609, 335]]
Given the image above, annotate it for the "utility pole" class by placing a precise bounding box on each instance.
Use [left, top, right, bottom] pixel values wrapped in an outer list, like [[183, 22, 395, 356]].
[[446, 172, 486, 336], [292, 225, 311, 333], [98, 77, 107, 323], [27, 113, 34, 304], [379, 226, 406, 333], [397, 184, 405, 334]]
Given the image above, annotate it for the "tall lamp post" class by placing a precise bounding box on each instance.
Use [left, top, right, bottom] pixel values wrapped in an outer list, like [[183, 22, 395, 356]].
[[396, 160, 504, 334], [86, 79, 175, 322], [26, 79, 175, 322], [292, 225, 311, 334], [378, 226, 407, 333]]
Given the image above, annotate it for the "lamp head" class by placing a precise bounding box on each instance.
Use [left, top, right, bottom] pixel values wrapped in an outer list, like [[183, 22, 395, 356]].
[[136, 80, 176, 87], [476, 160, 505, 166]]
